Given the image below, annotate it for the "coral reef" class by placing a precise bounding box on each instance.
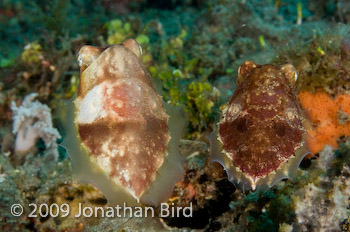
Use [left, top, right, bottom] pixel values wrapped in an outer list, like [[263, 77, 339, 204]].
[[293, 145, 350, 231], [209, 61, 306, 191], [0, 148, 123, 231], [276, 30, 350, 96], [21, 42, 44, 66], [160, 140, 235, 230], [2, 0, 350, 231], [11, 93, 61, 157], [146, 27, 220, 139]]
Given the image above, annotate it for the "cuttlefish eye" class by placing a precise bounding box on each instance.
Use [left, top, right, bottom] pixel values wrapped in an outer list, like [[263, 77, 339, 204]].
[[121, 38, 143, 58], [77, 46, 106, 72]]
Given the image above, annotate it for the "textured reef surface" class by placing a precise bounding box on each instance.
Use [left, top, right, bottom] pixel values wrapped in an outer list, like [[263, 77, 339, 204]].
[[1, 0, 350, 231]]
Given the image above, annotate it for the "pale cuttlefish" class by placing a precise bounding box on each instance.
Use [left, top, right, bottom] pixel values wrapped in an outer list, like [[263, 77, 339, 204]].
[[60, 39, 186, 206]]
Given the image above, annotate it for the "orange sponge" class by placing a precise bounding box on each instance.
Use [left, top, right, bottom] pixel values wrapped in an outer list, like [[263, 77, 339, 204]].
[[298, 90, 350, 154]]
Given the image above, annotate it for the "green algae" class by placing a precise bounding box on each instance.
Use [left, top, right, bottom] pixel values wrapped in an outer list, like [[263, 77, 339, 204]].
[[275, 28, 350, 96]]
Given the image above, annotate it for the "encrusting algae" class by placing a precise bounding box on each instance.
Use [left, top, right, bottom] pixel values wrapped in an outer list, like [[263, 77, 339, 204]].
[[298, 90, 350, 154]]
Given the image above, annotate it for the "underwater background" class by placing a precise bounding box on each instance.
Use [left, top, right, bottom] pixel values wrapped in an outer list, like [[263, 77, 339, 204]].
[[1, 0, 350, 231]]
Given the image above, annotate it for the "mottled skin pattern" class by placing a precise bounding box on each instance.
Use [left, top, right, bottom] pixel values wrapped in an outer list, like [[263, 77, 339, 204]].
[[219, 61, 304, 182], [75, 39, 170, 200]]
